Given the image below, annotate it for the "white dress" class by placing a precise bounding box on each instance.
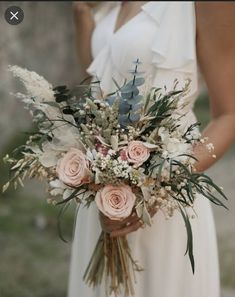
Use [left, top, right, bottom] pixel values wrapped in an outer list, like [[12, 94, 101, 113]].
[[67, 2, 220, 297]]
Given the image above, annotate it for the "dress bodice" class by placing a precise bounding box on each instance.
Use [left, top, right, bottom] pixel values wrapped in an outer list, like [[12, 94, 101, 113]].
[[86, 1, 199, 113]]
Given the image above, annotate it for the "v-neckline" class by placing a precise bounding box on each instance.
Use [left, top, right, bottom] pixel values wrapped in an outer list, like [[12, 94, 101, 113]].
[[112, 2, 147, 36]]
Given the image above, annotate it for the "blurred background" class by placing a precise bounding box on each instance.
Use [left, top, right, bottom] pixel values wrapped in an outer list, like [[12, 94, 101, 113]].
[[0, 2, 234, 297]]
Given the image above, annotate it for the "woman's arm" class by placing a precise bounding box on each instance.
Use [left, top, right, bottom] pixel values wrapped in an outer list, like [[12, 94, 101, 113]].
[[73, 2, 95, 77], [193, 2, 235, 172]]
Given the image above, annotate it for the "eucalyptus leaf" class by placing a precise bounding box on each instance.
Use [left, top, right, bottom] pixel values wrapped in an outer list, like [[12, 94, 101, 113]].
[[119, 101, 130, 114], [119, 114, 130, 127], [121, 89, 139, 100], [127, 95, 143, 105], [129, 112, 140, 122], [106, 96, 117, 106], [125, 77, 145, 87], [120, 85, 139, 94], [133, 77, 145, 86], [132, 59, 142, 65], [131, 103, 144, 112], [128, 70, 145, 76]]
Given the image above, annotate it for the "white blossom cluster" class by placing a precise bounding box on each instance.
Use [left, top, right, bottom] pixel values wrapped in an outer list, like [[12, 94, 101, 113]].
[[92, 150, 140, 184], [155, 193, 179, 219], [158, 127, 190, 159]]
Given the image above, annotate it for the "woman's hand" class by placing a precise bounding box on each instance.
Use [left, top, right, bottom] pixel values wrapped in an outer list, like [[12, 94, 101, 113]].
[[73, 2, 96, 77], [99, 206, 158, 238]]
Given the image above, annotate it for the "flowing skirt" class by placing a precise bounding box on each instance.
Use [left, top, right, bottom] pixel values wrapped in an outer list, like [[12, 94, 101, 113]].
[[67, 194, 220, 297]]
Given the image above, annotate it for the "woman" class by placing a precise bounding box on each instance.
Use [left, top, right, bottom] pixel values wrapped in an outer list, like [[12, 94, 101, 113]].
[[68, 2, 235, 297]]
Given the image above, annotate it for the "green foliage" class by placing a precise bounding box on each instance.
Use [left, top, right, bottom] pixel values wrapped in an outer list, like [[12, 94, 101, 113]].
[[179, 207, 195, 274], [53, 85, 71, 103]]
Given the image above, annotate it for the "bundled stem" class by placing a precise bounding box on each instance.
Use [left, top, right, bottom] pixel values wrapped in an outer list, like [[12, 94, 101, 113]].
[[83, 231, 143, 297]]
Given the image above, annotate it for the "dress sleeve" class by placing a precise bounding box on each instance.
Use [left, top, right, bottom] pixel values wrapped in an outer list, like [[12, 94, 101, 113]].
[[142, 2, 197, 74], [142, 1, 198, 107]]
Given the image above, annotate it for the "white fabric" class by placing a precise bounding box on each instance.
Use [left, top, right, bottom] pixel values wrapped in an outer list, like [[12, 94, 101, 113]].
[[67, 2, 220, 297]]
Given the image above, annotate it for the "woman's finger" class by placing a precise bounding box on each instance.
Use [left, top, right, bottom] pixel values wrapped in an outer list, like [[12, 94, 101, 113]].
[[100, 206, 158, 235], [100, 216, 140, 233], [110, 220, 143, 238], [99, 213, 126, 233], [109, 206, 159, 237], [149, 206, 158, 217], [99, 211, 139, 227]]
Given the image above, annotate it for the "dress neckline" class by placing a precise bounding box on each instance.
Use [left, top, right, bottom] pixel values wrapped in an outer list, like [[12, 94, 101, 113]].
[[112, 2, 149, 36]]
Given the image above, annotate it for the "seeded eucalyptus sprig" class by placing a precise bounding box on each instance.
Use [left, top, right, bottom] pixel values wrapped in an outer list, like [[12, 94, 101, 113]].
[[118, 59, 145, 127], [105, 59, 145, 129]]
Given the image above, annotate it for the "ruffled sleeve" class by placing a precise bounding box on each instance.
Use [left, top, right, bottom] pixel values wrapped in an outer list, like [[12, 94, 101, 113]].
[[142, 1, 197, 74], [142, 2, 198, 108]]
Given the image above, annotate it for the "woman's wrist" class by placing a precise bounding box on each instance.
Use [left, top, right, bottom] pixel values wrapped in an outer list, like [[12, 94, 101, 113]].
[[191, 139, 217, 173]]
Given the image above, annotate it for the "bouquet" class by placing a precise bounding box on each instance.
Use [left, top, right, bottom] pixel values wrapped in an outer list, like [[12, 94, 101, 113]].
[[3, 60, 227, 296]]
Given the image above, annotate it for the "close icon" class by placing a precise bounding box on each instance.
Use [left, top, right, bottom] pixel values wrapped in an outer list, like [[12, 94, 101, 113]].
[[5, 6, 24, 25]]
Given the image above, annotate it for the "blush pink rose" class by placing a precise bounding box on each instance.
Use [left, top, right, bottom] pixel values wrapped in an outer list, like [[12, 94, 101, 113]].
[[95, 184, 136, 220], [121, 141, 150, 167], [56, 148, 91, 187]]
